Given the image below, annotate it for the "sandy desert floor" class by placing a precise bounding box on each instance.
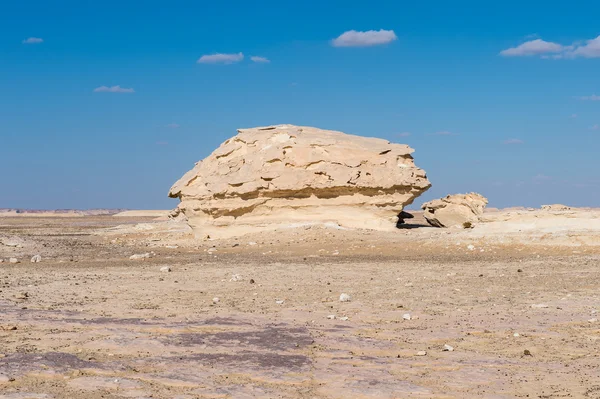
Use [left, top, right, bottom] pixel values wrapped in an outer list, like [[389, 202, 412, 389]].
[[1, 211, 599, 398]]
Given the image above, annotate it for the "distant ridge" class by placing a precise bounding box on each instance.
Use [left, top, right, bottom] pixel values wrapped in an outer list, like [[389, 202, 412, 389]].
[[0, 208, 129, 216]]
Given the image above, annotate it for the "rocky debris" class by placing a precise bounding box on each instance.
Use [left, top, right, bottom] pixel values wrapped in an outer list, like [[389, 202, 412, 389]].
[[0, 236, 25, 247], [129, 253, 151, 260], [9, 258, 19, 264], [327, 315, 336, 320], [422, 192, 488, 228], [169, 124, 430, 238], [30, 255, 42, 263], [531, 304, 549, 308], [443, 344, 454, 352], [541, 204, 571, 211], [402, 313, 412, 320], [159, 266, 171, 272], [229, 274, 243, 282], [339, 293, 352, 302], [212, 297, 220, 304], [416, 351, 427, 356]]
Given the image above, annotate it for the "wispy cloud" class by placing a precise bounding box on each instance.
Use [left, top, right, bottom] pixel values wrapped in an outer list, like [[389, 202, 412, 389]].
[[22, 37, 43, 44], [532, 174, 552, 183], [197, 52, 244, 64], [396, 132, 411, 137], [500, 39, 564, 57], [500, 35, 600, 59], [250, 56, 270, 63], [156, 141, 169, 146], [166, 123, 180, 128], [504, 138, 524, 144], [566, 35, 600, 58], [428, 131, 454, 136], [570, 114, 578, 118], [93, 85, 135, 93], [332, 29, 397, 47], [578, 94, 600, 101], [590, 124, 599, 130]]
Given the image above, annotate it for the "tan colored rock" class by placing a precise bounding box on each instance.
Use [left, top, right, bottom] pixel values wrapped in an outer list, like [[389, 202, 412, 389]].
[[422, 193, 488, 228], [541, 204, 571, 211], [169, 125, 431, 238]]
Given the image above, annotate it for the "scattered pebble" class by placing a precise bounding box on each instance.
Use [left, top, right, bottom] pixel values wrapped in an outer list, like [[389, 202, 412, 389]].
[[159, 266, 171, 273], [467, 244, 475, 251], [513, 333, 520, 337], [402, 313, 412, 321], [129, 253, 151, 260], [339, 293, 351, 302], [249, 279, 255, 284], [523, 349, 532, 356], [339, 316, 349, 321], [30, 255, 42, 263], [275, 300, 284, 305], [230, 274, 243, 282], [588, 318, 598, 323], [531, 304, 549, 308], [443, 344, 454, 352], [327, 315, 336, 320], [416, 351, 427, 356], [212, 297, 220, 304]]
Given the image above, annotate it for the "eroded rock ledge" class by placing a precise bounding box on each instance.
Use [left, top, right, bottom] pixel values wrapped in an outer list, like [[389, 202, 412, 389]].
[[169, 125, 431, 238]]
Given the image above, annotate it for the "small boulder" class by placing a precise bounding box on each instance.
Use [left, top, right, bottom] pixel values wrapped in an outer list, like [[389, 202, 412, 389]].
[[31, 255, 42, 263], [422, 192, 488, 228], [9, 258, 19, 264], [159, 266, 171, 272]]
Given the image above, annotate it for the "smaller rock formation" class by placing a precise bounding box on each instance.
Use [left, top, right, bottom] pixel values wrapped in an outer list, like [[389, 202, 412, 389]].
[[541, 204, 571, 211], [421, 193, 488, 228]]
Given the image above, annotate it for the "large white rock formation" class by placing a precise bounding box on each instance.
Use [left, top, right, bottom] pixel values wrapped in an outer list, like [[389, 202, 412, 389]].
[[169, 125, 431, 238]]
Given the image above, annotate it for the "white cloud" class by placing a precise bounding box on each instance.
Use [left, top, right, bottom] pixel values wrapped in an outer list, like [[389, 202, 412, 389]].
[[93, 85, 135, 93], [590, 124, 599, 130], [332, 29, 397, 47], [499, 39, 564, 57], [570, 114, 578, 118], [579, 94, 600, 101], [250, 56, 270, 63], [501, 35, 600, 59], [197, 52, 244, 64], [532, 174, 552, 183], [504, 138, 524, 144], [166, 123, 180, 128], [566, 35, 600, 58], [22, 37, 43, 44]]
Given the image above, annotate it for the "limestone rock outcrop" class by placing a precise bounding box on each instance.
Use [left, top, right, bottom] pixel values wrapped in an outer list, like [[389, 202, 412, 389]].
[[541, 204, 571, 211], [422, 193, 488, 228], [169, 125, 431, 238]]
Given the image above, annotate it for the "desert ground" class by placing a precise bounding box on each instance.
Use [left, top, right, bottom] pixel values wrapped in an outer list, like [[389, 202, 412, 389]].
[[1, 210, 599, 399]]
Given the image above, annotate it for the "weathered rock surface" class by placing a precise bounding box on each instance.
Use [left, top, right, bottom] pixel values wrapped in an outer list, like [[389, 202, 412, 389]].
[[169, 125, 430, 238], [422, 192, 488, 228], [541, 204, 571, 211]]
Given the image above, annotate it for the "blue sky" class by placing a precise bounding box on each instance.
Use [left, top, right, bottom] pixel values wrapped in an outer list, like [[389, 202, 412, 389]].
[[1, 0, 599, 210]]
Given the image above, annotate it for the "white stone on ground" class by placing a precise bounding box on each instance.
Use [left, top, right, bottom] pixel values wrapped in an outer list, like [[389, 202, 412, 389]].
[[339, 293, 351, 302]]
